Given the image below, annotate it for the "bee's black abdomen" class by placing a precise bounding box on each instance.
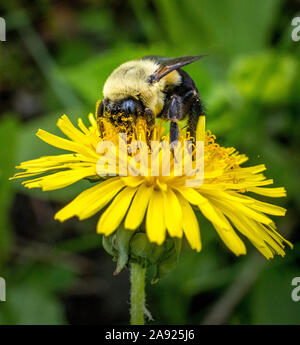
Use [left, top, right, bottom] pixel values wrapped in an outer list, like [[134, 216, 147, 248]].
[[176, 69, 199, 93]]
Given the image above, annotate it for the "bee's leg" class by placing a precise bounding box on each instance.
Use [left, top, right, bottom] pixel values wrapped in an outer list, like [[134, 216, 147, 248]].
[[168, 95, 183, 144], [186, 92, 205, 141], [144, 108, 155, 144], [176, 90, 204, 156], [96, 100, 105, 138], [167, 95, 184, 163], [170, 121, 179, 143]]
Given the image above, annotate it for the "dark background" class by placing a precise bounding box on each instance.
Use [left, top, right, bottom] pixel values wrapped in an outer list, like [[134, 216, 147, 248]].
[[0, 0, 300, 324]]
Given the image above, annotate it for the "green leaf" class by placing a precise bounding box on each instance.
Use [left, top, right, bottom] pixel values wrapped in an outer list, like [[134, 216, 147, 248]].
[[0, 285, 66, 325], [182, 0, 282, 57], [0, 115, 19, 264]]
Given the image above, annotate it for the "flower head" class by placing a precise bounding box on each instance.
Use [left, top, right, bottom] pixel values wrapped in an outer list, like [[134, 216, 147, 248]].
[[11, 110, 292, 259]]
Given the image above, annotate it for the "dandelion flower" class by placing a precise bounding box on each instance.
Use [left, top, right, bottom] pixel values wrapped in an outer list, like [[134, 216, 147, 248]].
[[11, 111, 292, 259]]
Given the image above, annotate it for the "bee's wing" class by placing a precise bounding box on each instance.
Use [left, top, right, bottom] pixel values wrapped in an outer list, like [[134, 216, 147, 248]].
[[143, 55, 206, 84]]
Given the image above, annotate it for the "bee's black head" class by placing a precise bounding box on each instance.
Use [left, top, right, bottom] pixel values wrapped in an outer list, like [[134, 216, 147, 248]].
[[101, 97, 144, 117]]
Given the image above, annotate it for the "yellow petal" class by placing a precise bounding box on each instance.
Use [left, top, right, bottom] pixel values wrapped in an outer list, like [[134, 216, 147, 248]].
[[88, 113, 97, 127], [23, 167, 96, 191], [175, 186, 204, 205], [36, 129, 82, 152], [231, 193, 286, 216], [97, 186, 137, 235], [203, 190, 254, 204], [146, 189, 166, 245], [121, 176, 144, 187], [213, 223, 247, 256], [36, 129, 99, 159], [196, 115, 206, 141], [57, 115, 89, 145], [211, 198, 281, 259], [266, 224, 293, 249], [163, 188, 183, 238], [235, 218, 282, 258], [176, 186, 231, 230], [55, 177, 125, 221], [125, 183, 153, 230], [247, 186, 287, 197], [177, 192, 201, 252], [220, 198, 273, 225], [211, 205, 246, 255], [77, 118, 89, 134]]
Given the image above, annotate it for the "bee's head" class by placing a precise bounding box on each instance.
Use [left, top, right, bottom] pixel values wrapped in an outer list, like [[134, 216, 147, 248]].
[[99, 97, 144, 118]]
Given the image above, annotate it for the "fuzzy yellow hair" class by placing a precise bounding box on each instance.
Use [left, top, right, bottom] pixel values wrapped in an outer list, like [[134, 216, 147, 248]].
[[103, 59, 181, 115]]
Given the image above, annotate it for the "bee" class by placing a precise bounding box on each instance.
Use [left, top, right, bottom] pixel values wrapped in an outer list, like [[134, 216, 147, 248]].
[[96, 55, 206, 143]]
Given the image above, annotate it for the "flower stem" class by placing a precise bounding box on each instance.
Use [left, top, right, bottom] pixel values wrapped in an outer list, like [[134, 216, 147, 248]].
[[130, 261, 146, 325]]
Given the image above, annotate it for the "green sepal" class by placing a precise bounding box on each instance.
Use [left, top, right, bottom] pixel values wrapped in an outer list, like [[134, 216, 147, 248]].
[[151, 238, 182, 283], [102, 227, 182, 281], [102, 234, 117, 257], [129, 233, 157, 262], [102, 227, 135, 275], [130, 233, 182, 283], [114, 226, 135, 275]]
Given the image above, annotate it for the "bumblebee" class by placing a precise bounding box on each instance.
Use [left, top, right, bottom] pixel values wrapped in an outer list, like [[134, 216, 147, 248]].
[[96, 55, 206, 143]]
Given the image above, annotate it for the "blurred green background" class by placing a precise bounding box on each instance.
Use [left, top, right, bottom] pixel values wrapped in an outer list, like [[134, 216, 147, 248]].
[[0, 0, 300, 325]]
